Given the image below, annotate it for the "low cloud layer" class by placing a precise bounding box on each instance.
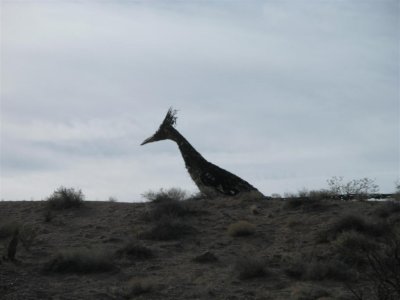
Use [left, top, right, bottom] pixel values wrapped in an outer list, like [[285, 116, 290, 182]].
[[1, 1, 398, 201]]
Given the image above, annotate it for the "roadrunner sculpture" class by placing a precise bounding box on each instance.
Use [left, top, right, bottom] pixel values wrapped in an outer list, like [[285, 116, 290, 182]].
[[141, 108, 264, 198]]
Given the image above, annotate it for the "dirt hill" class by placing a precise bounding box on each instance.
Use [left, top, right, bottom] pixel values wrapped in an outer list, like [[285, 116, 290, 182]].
[[1, 195, 399, 300]]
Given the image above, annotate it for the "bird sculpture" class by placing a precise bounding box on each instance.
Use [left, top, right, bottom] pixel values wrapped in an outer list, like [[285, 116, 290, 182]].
[[141, 108, 264, 199]]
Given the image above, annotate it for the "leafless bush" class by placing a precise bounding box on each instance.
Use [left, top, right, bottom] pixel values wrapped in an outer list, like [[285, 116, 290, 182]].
[[346, 232, 400, 300], [327, 176, 379, 200]]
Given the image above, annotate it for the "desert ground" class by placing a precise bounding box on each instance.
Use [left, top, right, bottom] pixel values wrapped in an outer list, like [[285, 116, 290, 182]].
[[1, 193, 399, 300]]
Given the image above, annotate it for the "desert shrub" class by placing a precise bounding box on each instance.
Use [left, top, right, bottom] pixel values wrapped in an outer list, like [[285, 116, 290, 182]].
[[43, 249, 114, 273], [327, 176, 379, 200], [145, 198, 190, 221], [124, 278, 154, 297], [43, 209, 53, 223], [139, 217, 194, 241], [0, 222, 37, 252], [142, 187, 187, 203], [46, 186, 85, 210], [346, 231, 400, 300], [308, 189, 332, 201], [235, 257, 268, 280], [0, 220, 19, 239], [227, 221, 256, 237], [283, 192, 298, 199], [373, 201, 400, 218], [19, 224, 38, 251], [116, 242, 154, 259], [362, 234, 400, 300], [333, 230, 378, 268], [282, 188, 330, 211], [395, 181, 400, 201], [319, 214, 388, 242], [297, 188, 309, 198], [108, 196, 118, 202], [283, 197, 322, 211], [286, 257, 351, 281]]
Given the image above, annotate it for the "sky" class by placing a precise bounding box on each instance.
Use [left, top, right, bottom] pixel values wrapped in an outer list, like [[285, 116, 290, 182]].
[[1, 0, 399, 202]]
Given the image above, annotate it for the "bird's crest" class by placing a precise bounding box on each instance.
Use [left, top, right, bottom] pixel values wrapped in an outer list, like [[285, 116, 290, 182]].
[[161, 107, 178, 129]]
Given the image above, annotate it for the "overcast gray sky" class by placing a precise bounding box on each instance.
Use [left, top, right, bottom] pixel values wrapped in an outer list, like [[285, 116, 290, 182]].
[[1, 0, 399, 202]]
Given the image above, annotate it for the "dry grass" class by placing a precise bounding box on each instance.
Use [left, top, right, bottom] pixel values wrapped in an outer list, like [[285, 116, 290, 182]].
[[333, 230, 378, 267], [124, 278, 155, 297], [283, 197, 325, 211], [1, 196, 399, 299], [290, 285, 331, 300], [0, 220, 19, 239], [373, 200, 400, 218], [318, 214, 389, 243], [192, 251, 218, 263], [0, 221, 37, 252], [235, 256, 268, 280], [285, 256, 352, 281], [139, 217, 194, 241], [18, 224, 38, 251], [227, 220, 256, 237], [43, 249, 114, 273], [116, 241, 154, 259]]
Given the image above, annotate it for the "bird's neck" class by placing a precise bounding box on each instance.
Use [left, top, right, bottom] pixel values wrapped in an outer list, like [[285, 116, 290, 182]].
[[168, 127, 207, 169]]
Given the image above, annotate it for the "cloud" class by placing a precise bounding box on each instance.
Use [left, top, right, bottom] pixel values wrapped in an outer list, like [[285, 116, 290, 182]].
[[1, 0, 398, 201]]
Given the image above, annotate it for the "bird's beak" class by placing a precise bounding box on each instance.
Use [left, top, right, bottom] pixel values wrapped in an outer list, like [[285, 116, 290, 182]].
[[140, 135, 156, 146]]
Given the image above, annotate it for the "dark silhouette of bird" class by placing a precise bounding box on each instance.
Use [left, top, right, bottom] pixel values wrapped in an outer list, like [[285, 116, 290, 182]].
[[141, 108, 264, 199]]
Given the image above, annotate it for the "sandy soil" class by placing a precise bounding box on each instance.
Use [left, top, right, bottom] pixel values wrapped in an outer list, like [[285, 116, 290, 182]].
[[0, 197, 399, 300]]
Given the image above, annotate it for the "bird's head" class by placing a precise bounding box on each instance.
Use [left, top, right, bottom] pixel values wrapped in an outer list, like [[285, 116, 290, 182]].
[[141, 107, 178, 145]]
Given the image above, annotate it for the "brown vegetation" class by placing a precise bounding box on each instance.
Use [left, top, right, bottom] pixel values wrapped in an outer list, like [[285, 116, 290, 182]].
[[1, 191, 399, 299]]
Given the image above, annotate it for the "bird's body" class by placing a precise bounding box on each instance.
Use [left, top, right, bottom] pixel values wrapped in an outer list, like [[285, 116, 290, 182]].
[[141, 108, 264, 199]]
